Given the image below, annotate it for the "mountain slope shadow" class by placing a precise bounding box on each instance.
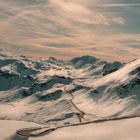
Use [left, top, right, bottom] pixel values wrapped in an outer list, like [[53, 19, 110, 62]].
[[5, 133, 28, 140]]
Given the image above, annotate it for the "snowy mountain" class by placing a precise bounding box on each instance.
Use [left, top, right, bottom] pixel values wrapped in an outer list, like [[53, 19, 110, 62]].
[[0, 51, 139, 139]]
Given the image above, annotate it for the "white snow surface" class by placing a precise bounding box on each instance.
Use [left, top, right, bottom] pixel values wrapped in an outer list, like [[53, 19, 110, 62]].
[[0, 118, 140, 140]]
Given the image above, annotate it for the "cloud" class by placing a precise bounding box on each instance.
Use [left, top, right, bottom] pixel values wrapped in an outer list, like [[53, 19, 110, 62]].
[[49, 0, 110, 25], [0, 0, 139, 62], [112, 17, 126, 26], [103, 3, 140, 8]]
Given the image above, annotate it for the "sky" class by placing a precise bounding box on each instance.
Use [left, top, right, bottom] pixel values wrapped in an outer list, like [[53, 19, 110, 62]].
[[0, 0, 140, 61]]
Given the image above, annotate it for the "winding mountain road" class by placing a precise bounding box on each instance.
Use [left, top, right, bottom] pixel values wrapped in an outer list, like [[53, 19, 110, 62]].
[[15, 86, 140, 138], [16, 115, 140, 138]]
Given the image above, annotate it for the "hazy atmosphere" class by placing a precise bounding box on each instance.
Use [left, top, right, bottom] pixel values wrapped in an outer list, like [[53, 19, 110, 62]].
[[0, 0, 140, 61]]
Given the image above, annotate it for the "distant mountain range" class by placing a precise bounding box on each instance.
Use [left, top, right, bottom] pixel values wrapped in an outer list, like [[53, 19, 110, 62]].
[[0, 51, 139, 126]]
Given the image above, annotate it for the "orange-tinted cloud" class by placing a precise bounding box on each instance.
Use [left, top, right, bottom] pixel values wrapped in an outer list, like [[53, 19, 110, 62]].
[[0, 0, 140, 62]]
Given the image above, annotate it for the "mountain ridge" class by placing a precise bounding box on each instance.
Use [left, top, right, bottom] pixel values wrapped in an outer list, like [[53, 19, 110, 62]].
[[0, 51, 139, 127]]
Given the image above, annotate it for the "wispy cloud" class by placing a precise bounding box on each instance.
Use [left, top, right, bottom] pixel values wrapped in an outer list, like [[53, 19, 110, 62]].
[[112, 17, 126, 26], [0, 0, 140, 61], [103, 3, 140, 8]]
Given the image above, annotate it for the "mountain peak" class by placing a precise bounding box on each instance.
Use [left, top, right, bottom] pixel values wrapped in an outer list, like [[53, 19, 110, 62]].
[[71, 55, 98, 68]]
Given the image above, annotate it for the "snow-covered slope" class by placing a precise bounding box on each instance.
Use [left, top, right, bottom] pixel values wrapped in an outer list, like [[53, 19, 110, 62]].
[[1, 117, 140, 140], [0, 51, 139, 139]]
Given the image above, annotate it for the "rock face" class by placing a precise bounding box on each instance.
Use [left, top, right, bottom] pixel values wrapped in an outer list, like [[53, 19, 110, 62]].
[[0, 51, 139, 126], [70, 56, 97, 68], [103, 61, 123, 75]]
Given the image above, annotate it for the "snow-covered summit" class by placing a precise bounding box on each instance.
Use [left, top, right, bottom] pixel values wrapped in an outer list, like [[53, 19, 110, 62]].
[[70, 55, 98, 68]]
